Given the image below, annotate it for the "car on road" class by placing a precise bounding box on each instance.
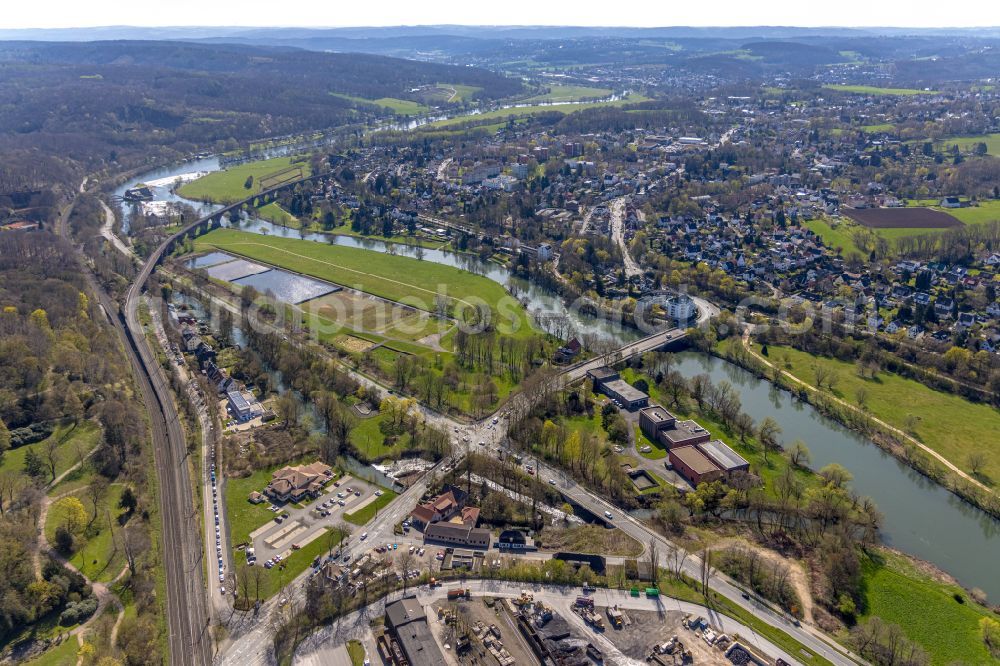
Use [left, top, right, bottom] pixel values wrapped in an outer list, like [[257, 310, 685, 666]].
[[548, 478, 556, 485], [360, 532, 368, 540], [374, 490, 382, 496], [604, 511, 614, 520]]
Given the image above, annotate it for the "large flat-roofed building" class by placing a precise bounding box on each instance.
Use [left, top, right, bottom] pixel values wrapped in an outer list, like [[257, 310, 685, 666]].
[[698, 439, 750, 475], [658, 419, 712, 449], [639, 404, 677, 441], [423, 521, 491, 549], [669, 445, 723, 486], [227, 389, 252, 422], [385, 596, 446, 664], [586, 366, 619, 387], [601, 379, 649, 411]]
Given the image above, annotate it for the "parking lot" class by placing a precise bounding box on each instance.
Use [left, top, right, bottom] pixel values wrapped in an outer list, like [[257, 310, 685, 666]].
[[246, 476, 380, 565]]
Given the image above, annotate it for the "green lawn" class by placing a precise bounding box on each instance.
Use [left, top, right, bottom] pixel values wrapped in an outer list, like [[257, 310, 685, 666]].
[[860, 123, 895, 133], [3, 420, 101, 487], [523, 84, 613, 103], [936, 132, 1000, 155], [224, 465, 288, 546], [22, 636, 79, 666], [344, 490, 397, 526], [859, 550, 1000, 665], [757, 343, 1000, 482], [347, 639, 366, 666], [823, 84, 938, 96], [193, 228, 534, 336], [44, 484, 128, 583], [349, 414, 411, 460], [426, 93, 651, 129], [804, 218, 865, 258], [434, 83, 482, 102], [331, 93, 429, 115], [177, 156, 312, 204]]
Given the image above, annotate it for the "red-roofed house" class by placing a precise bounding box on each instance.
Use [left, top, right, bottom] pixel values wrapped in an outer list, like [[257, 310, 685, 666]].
[[408, 484, 469, 530]]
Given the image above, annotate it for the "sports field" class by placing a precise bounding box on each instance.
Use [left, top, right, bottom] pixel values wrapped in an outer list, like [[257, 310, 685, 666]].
[[193, 228, 534, 336]]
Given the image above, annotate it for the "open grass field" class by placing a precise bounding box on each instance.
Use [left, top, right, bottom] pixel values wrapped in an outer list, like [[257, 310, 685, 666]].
[[936, 132, 1000, 155], [3, 420, 101, 486], [45, 484, 128, 583], [841, 207, 962, 229], [331, 93, 429, 115], [523, 84, 613, 103], [538, 524, 643, 556], [823, 84, 938, 96], [193, 228, 534, 336], [859, 550, 1000, 665], [224, 465, 285, 546], [860, 123, 895, 133], [349, 414, 411, 461], [804, 218, 865, 258], [426, 93, 651, 129], [23, 636, 79, 666], [177, 156, 312, 204], [938, 199, 1000, 226], [755, 343, 1000, 482], [343, 489, 397, 526], [434, 83, 482, 102], [347, 640, 366, 666]]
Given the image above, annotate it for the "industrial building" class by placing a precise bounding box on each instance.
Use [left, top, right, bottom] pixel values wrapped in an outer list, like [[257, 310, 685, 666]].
[[668, 445, 724, 486], [384, 597, 446, 665], [587, 366, 649, 411]]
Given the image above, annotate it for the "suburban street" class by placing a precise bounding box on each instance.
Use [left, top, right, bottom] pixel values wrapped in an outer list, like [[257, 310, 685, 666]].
[[610, 197, 643, 278]]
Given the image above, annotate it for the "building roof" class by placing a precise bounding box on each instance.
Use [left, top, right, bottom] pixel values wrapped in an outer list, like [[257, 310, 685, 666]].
[[385, 596, 425, 629], [661, 419, 711, 446], [698, 440, 749, 471], [227, 390, 251, 412], [386, 597, 447, 665], [640, 405, 676, 425], [424, 521, 491, 545], [671, 445, 722, 476], [587, 366, 619, 382], [603, 379, 648, 404]]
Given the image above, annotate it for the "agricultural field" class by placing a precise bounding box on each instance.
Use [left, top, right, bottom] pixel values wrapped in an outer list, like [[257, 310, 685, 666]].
[[754, 342, 1000, 482], [426, 92, 651, 129], [822, 84, 938, 96], [523, 83, 613, 103], [193, 228, 534, 336], [177, 156, 311, 204], [841, 207, 962, 229], [858, 550, 1000, 665]]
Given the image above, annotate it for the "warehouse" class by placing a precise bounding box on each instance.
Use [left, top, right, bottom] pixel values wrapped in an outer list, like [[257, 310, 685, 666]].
[[698, 439, 750, 476], [668, 445, 723, 486], [384, 596, 446, 664]]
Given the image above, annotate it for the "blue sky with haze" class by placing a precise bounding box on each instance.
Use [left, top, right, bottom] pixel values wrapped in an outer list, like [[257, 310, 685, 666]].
[[5, 0, 1000, 29]]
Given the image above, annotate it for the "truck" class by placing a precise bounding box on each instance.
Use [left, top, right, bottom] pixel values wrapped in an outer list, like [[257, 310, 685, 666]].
[[448, 588, 471, 601], [575, 596, 595, 609]]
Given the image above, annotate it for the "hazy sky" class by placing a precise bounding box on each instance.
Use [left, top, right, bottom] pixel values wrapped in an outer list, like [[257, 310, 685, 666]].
[[5, 0, 1000, 30]]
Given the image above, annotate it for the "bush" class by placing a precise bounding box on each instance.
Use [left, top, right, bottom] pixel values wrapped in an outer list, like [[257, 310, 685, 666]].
[[59, 597, 97, 626], [53, 526, 74, 555], [9, 421, 55, 448]]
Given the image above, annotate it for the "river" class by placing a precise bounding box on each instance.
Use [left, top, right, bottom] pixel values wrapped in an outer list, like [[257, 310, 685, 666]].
[[120, 150, 1000, 600]]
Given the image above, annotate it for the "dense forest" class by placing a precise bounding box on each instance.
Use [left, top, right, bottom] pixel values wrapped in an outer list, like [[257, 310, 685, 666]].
[[0, 40, 522, 194]]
